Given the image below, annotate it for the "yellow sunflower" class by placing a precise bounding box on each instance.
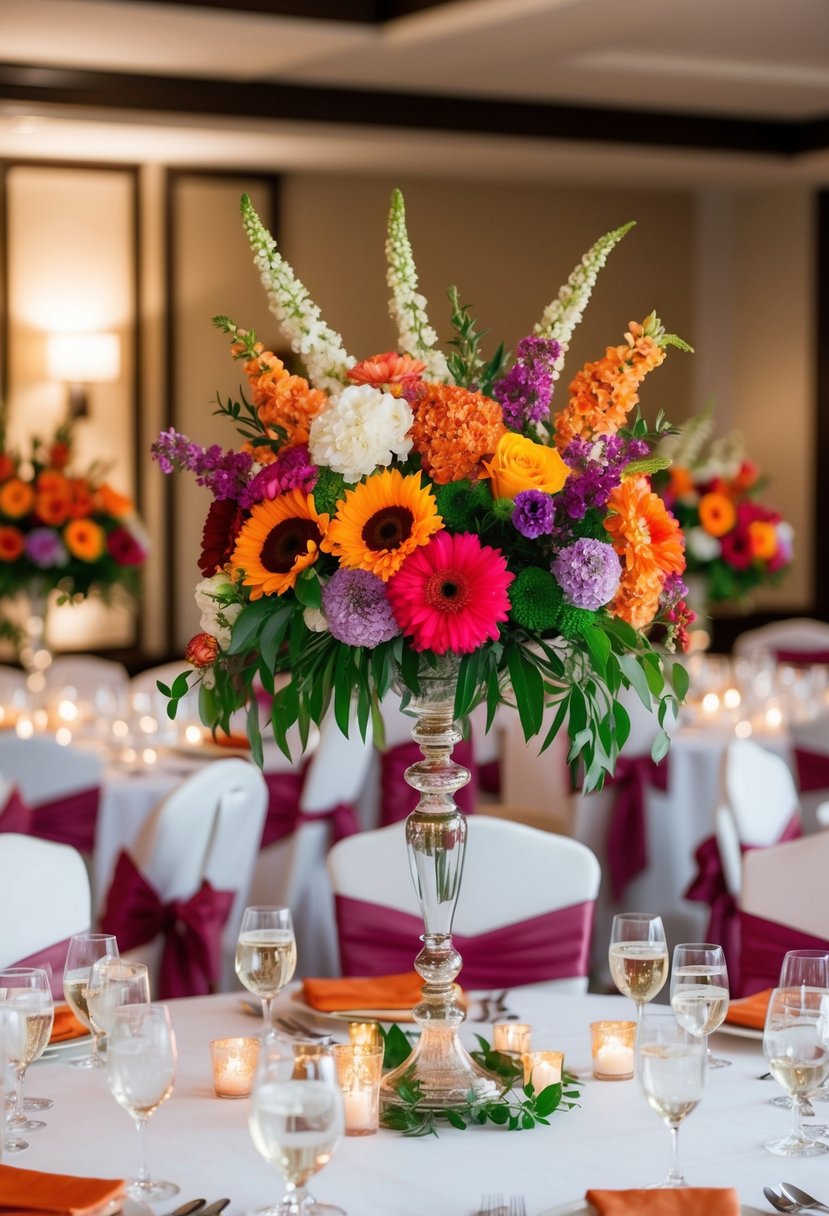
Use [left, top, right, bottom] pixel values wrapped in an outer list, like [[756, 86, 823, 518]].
[[322, 468, 442, 581], [230, 488, 329, 599]]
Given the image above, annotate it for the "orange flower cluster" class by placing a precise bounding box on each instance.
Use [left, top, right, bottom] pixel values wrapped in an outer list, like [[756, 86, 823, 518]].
[[553, 318, 666, 452], [409, 382, 506, 485], [604, 476, 685, 629], [347, 351, 426, 393], [233, 341, 326, 459]]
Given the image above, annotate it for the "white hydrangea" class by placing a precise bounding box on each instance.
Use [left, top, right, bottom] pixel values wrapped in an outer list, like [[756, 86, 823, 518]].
[[309, 384, 413, 484], [194, 574, 244, 649], [686, 527, 722, 562]]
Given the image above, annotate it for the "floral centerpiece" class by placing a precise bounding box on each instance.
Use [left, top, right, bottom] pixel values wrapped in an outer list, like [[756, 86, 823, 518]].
[[0, 412, 147, 645], [653, 410, 793, 604], [154, 190, 693, 782]]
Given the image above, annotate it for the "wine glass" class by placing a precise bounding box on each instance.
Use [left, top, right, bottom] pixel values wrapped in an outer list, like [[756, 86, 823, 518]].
[[773, 951, 829, 1118], [636, 1007, 706, 1187], [107, 1003, 178, 1201], [248, 1040, 345, 1216], [609, 913, 668, 1022], [0, 1000, 32, 1154], [763, 985, 829, 1157], [670, 943, 731, 1069], [235, 907, 297, 1039], [87, 960, 150, 1049], [63, 932, 119, 1069], [0, 968, 54, 1140]]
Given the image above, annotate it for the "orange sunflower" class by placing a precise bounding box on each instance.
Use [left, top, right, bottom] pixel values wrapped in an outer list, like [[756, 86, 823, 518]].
[[322, 469, 443, 581], [0, 478, 34, 519], [64, 517, 106, 561], [230, 488, 329, 599], [604, 475, 685, 629]]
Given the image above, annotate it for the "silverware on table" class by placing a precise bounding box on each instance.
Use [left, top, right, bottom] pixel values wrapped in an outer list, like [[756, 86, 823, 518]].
[[201, 1201, 231, 1216], [273, 1015, 334, 1042], [764, 1185, 799, 1212], [164, 1202, 207, 1216], [781, 1182, 829, 1212], [508, 1196, 527, 1216]]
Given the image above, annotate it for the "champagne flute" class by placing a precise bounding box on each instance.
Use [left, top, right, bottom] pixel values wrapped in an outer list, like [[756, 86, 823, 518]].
[[108, 1003, 178, 1201], [670, 943, 731, 1069], [609, 913, 669, 1022], [636, 1006, 706, 1187], [772, 951, 829, 1116], [0, 1002, 30, 1154], [87, 960, 150, 1048], [235, 907, 297, 1040], [0, 968, 54, 1138], [63, 932, 119, 1069], [249, 1040, 345, 1216], [763, 985, 829, 1157]]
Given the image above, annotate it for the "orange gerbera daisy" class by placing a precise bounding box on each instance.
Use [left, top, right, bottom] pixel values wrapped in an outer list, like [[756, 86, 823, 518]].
[[323, 469, 442, 581], [748, 519, 778, 562], [34, 488, 73, 527], [698, 491, 736, 538], [230, 489, 329, 599], [0, 478, 34, 519], [409, 382, 506, 485], [0, 526, 25, 561], [64, 517, 106, 561], [604, 475, 685, 629], [348, 352, 426, 393]]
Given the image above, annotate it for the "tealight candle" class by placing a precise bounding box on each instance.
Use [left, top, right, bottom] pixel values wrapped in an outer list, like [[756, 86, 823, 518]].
[[332, 1044, 384, 1136], [522, 1050, 564, 1092], [348, 1021, 381, 1047], [590, 1020, 636, 1081], [210, 1036, 260, 1098], [492, 1022, 532, 1055]]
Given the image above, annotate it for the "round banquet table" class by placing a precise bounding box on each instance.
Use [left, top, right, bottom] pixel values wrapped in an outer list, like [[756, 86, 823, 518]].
[[22, 983, 823, 1215]]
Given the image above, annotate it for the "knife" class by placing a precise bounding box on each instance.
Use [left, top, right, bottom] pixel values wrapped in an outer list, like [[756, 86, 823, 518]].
[[201, 1202, 231, 1216], [169, 1203, 207, 1216]]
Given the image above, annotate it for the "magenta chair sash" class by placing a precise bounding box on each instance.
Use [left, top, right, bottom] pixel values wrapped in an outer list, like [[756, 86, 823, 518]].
[[380, 738, 477, 826], [740, 911, 829, 996], [0, 787, 33, 834], [100, 851, 234, 999], [794, 747, 829, 794], [334, 894, 594, 987], [29, 786, 100, 853], [262, 765, 308, 847], [299, 803, 360, 841], [606, 754, 669, 901], [11, 936, 74, 999], [774, 648, 829, 665]]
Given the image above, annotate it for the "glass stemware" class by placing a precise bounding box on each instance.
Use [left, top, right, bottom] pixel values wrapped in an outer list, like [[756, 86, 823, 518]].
[[771, 951, 829, 1120], [763, 985, 829, 1157], [248, 1040, 345, 1216], [108, 1003, 178, 1201], [63, 932, 119, 1069], [636, 1007, 706, 1187], [0, 968, 54, 1142], [670, 943, 731, 1069], [0, 1004, 28, 1155], [87, 960, 150, 1049], [235, 907, 297, 1040], [609, 913, 669, 1022]]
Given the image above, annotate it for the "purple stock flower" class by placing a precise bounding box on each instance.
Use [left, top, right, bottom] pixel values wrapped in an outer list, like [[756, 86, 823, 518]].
[[556, 434, 649, 521], [552, 538, 621, 610], [25, 527, 68, 569], [239, 445, 317, 509], [322, 568, 400, 648], [494, 336, 561, 432], [151, 428, 253, 501], [512, 489, 555, 539]]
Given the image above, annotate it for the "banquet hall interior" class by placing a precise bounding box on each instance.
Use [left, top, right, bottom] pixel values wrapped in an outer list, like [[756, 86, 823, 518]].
[[1, 2, 829, 1210]]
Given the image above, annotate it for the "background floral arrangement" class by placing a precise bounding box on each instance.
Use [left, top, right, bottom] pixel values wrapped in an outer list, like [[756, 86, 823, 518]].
[[154, 190, 693, 786], [654, 410, 793, 603], [0, 412, 147, 619]]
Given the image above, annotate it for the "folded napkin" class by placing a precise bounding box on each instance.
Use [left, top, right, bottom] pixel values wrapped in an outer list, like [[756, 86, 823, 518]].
[[725, 987, 772, 1031], [302, 971, 424, 1013], [586, 1188, 740, 1216], [49, 1004, 88, 1044], [209, 729, 249, 750], [0, 1164, 124, 1215]]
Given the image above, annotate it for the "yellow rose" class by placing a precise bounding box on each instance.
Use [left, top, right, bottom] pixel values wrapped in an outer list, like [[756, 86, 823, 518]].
[[482, 432, 568, 500]]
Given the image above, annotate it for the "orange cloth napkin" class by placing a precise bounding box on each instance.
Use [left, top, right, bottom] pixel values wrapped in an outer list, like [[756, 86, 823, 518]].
[[586, 1188, 740, 1216], [48, 1005, 88, 1045], [209, 729, 250, 750], [725, 987, 772, 1030], [0, 1164, 124, 1215], [302, 971, 424, 1013]]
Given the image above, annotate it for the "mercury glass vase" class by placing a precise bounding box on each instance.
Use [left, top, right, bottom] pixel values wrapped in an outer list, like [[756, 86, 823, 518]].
[[379, 654, 501, 1112], [19, 582, 53, 701]]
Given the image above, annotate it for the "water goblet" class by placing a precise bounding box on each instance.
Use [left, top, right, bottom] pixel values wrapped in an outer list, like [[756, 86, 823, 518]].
[[248, 1040, 345, 1216], [108, 1003, 178, 1201], [670, 943, 731, 1068], [63, 932, 119, 1069], [763, 985, 829, 1157], [609, 913, 668, 1022], [772, 951, 829, 1119], [0, 968, 54, 1138], [87, 959, 150, 1050], [235, 907, 297, 1040], [636, 1006, 706, 1187]]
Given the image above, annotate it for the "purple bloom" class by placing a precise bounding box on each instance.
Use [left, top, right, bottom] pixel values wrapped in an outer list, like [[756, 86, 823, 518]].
[[660, 571, 689, 611], [25, 527, 68, 569], [494, 336, 561, 432], [239, 445, 318, 509], [322, 569, 400, 648], [151, 428, 253, 501], [512, 489, 555, 539], [556, 434, 649, 521], [552, 538, 621, 610]]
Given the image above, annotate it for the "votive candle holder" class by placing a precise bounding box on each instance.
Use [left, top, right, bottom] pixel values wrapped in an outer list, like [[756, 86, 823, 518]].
[[348, 1021, 381, 1047], [332, 1043, 384, 1136], [210, 1036, 260, 1098], [492, 1022, 532, 1055], [590, 1020, 636, 1080], [522, 1050, 564, 1092]]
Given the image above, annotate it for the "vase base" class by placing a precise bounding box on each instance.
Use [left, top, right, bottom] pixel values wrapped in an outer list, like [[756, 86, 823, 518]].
[[380, 1024, 501, 1112]]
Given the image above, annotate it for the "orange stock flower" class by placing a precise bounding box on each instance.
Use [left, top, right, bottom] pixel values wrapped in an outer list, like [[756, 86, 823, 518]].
[[698, 491, 736, 538]]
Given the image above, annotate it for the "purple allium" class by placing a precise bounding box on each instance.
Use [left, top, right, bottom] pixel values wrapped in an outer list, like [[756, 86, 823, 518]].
[[660, 571, 689, 611], [322, 569, 400, 648], [239, 444, 318, 508], [512, 489, 555, 539], [25, 527, 68, 569], [552, 538, 621, 610], [493, 336, 561, 432], [556, 434, 650, 521], [151, 428, 254, 501]]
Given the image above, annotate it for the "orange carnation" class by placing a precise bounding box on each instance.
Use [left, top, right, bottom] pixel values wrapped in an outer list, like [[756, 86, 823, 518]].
[[0, 526, 25, 561], [0, 478, 34, 519], [604, 475, 685, 629], [698, 491, 736, 538], [409, 382, 506, 485], [64, 517, 105, 561]]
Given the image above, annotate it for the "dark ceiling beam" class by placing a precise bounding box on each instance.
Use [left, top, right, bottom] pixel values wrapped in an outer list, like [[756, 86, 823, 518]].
[[118, 0, 453, 19], [0, 62, 820, 155]]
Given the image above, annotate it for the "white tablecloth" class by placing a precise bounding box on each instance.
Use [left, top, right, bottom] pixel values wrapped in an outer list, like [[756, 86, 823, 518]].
[[23, 985, 820, 1215]]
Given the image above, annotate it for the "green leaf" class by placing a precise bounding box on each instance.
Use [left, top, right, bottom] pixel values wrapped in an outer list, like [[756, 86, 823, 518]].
[[156, 681, 171, 698], [380, 1023, 415, 1071], [534, 1083, 562, 1117], [507, 644, 544, 740], [671, 660, 690, 702], [612, 699, 631, 751], [582, 624, 610, 677], [455, 651, 481, 720], [294, 570, 322, 609], [651, 730, 671, 764], [259, 605, 293, 671], [247, 699, 263, 769], [446, 1110, 467, 1130], [618, 654, 652, 709], [227, 600, 272, 655]]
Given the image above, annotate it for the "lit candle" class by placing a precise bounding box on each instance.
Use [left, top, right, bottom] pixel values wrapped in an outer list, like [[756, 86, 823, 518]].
[[522, 1050, 564, 1092], [210, 1036, 260, 1098], [348, 1022, 381, 1047], [184, 724, 203, 745], [342, 1083, 374, 1131], [332, 1043, 383, 1136], [701, 692, 720, 716], [492, 1022, 532, 1055], [590, 1020, 636, 1081]]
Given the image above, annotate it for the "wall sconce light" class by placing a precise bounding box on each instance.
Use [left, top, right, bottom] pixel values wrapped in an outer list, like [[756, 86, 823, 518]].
[[46, 332, 121, 419]]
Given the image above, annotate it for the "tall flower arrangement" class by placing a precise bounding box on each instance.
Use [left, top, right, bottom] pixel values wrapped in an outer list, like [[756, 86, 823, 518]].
[[155, 191, 693, 786]]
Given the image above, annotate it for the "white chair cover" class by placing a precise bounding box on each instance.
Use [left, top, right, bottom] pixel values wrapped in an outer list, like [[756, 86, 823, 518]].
[[741, 829, 829, 942], [0, 833, 91, 971], [0, 735, 102, 805], [733, 618, 829, 660]]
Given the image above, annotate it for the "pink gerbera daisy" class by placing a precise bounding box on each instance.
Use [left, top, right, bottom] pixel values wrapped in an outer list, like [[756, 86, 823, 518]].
[[387, 531, 514, 654]]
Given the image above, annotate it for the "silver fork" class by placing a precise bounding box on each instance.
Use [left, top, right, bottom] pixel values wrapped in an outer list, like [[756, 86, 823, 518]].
[[509, 1197, 527, 1216], [479, 1194, 504, 1216], [273, 1015, 333, 1041]]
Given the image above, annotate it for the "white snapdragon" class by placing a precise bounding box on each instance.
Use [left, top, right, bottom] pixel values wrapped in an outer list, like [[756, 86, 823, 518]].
[[194, 573, 244, 649], [385, 189, 450, 382], [309, 384, 413, 484]]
